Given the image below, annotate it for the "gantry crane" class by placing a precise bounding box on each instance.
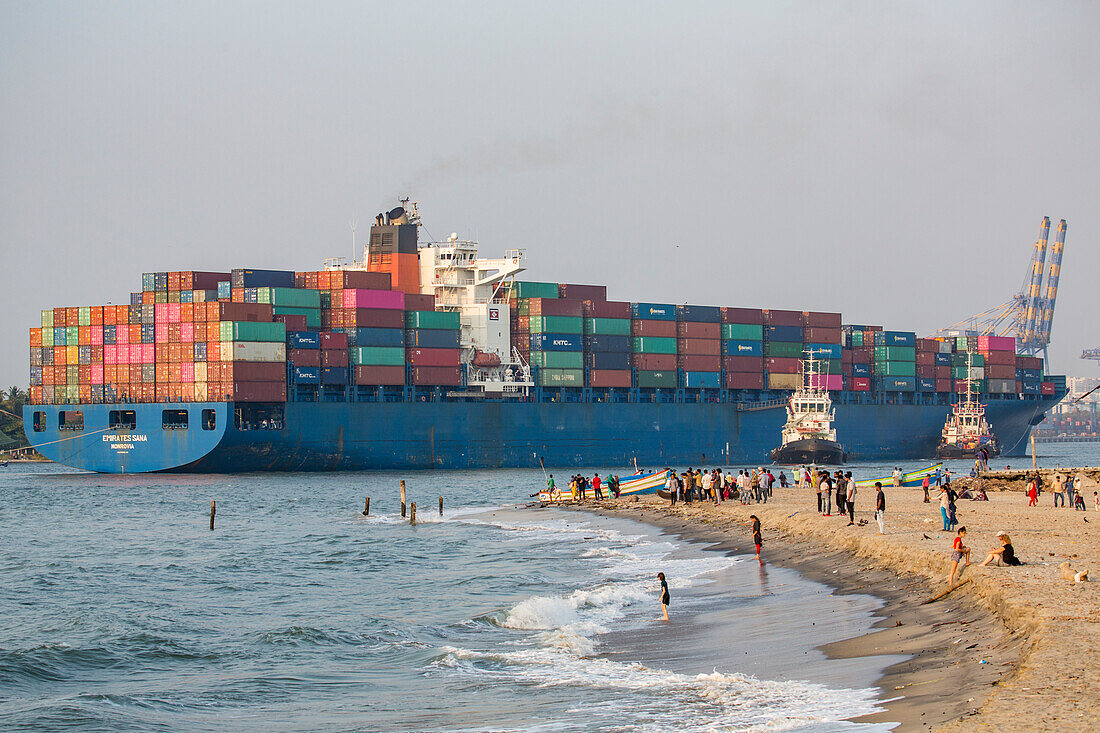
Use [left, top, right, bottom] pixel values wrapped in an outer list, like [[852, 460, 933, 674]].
[[934, 217, 1067, 363]]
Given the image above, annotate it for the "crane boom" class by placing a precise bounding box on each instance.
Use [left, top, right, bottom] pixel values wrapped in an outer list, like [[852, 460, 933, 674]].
[[1037, 218, 1066, 350], [1021, 216, 1050, 351]]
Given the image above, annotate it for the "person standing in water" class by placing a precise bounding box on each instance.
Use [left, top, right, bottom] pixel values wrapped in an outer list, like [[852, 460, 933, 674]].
[[750, 514, 762, 559], [657, 572, 670, 621]]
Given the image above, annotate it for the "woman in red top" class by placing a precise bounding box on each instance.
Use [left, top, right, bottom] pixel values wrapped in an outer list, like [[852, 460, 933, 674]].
[[1027, 476, 1038, 507], [948, 526, 970, 584]]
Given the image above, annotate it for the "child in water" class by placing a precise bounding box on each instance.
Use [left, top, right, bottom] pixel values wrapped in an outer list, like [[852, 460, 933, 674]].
[[657, 572, 670, 621]]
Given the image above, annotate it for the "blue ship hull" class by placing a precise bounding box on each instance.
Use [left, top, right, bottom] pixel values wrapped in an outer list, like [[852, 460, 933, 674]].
[[24, 394, 1057, 473]]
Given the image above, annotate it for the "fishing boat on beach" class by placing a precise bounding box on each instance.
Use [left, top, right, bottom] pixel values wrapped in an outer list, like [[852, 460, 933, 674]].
[[770, 350, 848, 465], [537, 469, 671, 504], [854, 463, 942, 489]]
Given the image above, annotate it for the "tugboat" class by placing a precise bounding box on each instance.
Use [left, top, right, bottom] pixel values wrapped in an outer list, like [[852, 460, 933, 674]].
[[936, 352, 1000, 459], [770, 350, 848, 465]]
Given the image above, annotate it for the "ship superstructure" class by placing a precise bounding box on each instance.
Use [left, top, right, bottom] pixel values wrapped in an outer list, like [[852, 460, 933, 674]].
[[936, 352, 1001, 459], [770, 350, 848, 464]]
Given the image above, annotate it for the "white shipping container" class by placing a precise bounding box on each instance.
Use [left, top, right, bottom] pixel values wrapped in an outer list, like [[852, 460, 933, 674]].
[[218, 341, 286, 362]]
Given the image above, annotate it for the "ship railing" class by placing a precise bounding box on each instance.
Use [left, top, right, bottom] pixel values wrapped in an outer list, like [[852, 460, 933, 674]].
[[735, 398, 786, 412]]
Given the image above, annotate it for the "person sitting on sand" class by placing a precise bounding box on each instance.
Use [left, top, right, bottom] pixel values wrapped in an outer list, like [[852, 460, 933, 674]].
[[979, 531, 1023, 567], [975, 486, 988, 501], [948, 526, 970, 584]]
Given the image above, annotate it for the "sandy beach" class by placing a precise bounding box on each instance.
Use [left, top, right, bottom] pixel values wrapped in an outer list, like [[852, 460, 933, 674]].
[[573, 478, 1099, 731]]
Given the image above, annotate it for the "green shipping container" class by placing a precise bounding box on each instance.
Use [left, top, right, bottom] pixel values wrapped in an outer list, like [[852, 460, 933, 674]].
[[258, 287, 321, 308], [66, 326, 79, 344], [218, 321, 287, 342], [873, 346, 915, 361], [515, 300, 530, 317], [632, 336, 677, 354], [349, 346, 405, 366], [41, 310, 53, 327], [529, 315, 583, 334], [538, 367, 583, 386], [514, 281, 560, 299], [405, 310, 461, 330], [529, 350, 584, 369], [850, 331, 863, 347], [722, 323, 764, 341], [955, 336, 969, 351], [78, 307, 91, 326], [273, 306, 321, 328], [874, 360, 916, 377], [952, 353, 985, 367], [637, 370, 677, 388], [765, 341, 803, 358], [585, 317, 631, 336]]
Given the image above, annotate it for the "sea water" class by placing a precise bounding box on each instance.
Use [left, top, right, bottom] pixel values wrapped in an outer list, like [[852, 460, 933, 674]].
[[3, 443, 1096, 732]]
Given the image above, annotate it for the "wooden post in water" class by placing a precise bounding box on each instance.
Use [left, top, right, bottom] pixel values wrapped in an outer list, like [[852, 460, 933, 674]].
[[1031, 434, 1038, 472], [400, 480, 407, 518], [209, 500, 216, 530], [439, 496, 444, 517], [410, 502, 417, 524], [362, 497, 370, 516]]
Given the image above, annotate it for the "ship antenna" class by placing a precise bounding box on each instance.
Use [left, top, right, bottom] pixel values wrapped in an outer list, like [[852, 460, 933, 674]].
[[350, 215, 358, 266]]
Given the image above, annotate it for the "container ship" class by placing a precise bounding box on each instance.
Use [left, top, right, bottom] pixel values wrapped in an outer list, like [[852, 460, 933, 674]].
[[23, 202, 1066, 474]]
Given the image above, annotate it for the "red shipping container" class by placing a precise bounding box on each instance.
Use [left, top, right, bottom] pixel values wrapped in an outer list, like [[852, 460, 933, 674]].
[[1016, 355, 1043, 370], [320, 350, 347, 367], [1041, 382, 1055, 395], [850, 347, 872, 362], [320, 332, 349, 350], [723, 355, 764, 373], [410, 366, 462, 385], [916, 364, 934, 377], [231, 381, 287, 402], [955, 382, 976, 394], [935, 365, 951, 379], [850, 377, 871, 391], [588, 369, 631, 388], [274, 314, 308, 331], [676, 338, 721, 356], [632, 353, 676, 370], [344, 308, 405, 329], [804, 327, 842, 343], [212, 303, 275, 322], [404, 293, 436, 311], [763, 309, 801, 327], [802, 311, 842, 328], [631, 319, 676, 337], [515, 316, 530, 331], [558, 283, 607, 301], [986, 364, 1016, 379], [766, 357, 801, 374], [676, 322, 720, 339], [354, 365, 405, 385], [583, 300, 632, 318], [916, 351, 934, 366], [406, 348, 460, 367], [725, 372, 765, 389], [677, 354, 721, 371], [720, 307, 763, 325], [528, 298, 583, 317], [841, 349, 853, 364], [936, 378, 953, 392], [223, 362, 285, 382], [982, 350, 1016, 366], [330, 270, 391, 290]]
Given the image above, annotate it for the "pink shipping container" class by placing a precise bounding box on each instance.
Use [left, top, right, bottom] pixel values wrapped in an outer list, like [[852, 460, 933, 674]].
[[850, 377, 871, 391], [181, 362, 195, 382], [584, 300, 632, 319], [319, 332, 349, 350], [977, 335, 1016, 352], [116, 326, 129, 344], [168, 303, 181, 323], [588, 369, 631, 388], [181, 322, 194, 342], [406, 348, 461, 367], [91, 364, 104, 384], [342, 289, 405, 310], [142, 343, 155, 363], [155, 303, 169, 322], [726, 372, 765, 389], [90, 326, 103, 345], [155, 324, 168, 342], [765, 357, 802, 374], [104, 345, 117, 364], [809, 374, 843, 390]]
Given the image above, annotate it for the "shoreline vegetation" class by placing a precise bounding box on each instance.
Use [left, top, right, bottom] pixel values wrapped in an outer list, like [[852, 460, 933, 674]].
[[565, 478, 1098, 731]]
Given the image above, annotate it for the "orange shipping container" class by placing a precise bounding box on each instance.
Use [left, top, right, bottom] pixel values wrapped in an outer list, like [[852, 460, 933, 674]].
[[181, 303, 194, 322], [90, 306, 103, 325], [78, 326, 91, 344], [29, 328, 42, 347]]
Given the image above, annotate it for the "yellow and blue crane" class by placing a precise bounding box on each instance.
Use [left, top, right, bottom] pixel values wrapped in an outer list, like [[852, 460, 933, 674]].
[[935, 217, 1067, 363]]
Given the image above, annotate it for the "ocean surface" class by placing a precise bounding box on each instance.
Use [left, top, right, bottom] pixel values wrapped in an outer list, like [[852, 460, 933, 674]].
[[2, 443, 1098, 732]]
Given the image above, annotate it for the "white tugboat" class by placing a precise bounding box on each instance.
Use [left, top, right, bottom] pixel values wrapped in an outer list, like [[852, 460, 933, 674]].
[[770, 350, 848, 464], [936, 352, 1000, 459]]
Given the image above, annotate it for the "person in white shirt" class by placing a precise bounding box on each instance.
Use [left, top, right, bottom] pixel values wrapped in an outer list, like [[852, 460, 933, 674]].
[[820, 474, 832, 515], [701, 471, 713, 503], [892, 467, 902, 489]]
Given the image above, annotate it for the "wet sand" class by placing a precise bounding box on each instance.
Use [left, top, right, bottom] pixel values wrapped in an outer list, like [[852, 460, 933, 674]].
[[570, 482, 1099, 731]]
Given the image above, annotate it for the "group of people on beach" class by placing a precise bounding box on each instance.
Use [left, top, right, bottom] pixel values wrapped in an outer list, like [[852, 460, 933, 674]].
[[666, 467, 781, 506], [550, 473, 621, 501], [793, 465, 887, 534], [1024, 470, 1094, 511]]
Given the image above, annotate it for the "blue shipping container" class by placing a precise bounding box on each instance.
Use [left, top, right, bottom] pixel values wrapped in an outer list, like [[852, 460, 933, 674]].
[[529, 333, 583, 352], [584, 334, 631, 353], [130, 292, 143, 306], [293, 366, 321, 384], [344, 328, 405, 348], [934, 353, 952, 366], [1020, 381, 1041, 394], [721, 340, 763, 357], [676, 305, 721, 323], [288, 331, 321, 349], [217, 281, 231, 299], [1016, 368, 1042, 381], [103, 325, 116, 344], [805, 343, 841, 360], [918, 377, 936, 391], [681, 370, 721, 389], [405, 328, 461, 349], [586, 351, 631, 370], [766, 325, 803, 342], [193, 342, 207, 361], [231, 268, 296, 289], [877, 331, 916, 347], [852, 363, 871, 377], [880, 376, 916, 391], [631, 303, 676, 321], [321, 366, 349, 385]]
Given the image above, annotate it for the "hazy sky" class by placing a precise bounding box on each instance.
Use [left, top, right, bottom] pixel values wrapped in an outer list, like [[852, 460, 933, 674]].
[[2, 1, 1097, 389]]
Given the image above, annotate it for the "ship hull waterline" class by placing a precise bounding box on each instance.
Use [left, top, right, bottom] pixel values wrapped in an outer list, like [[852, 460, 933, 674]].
[[770, 438, 848, 465]]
